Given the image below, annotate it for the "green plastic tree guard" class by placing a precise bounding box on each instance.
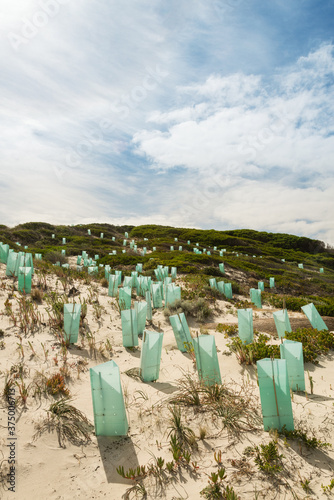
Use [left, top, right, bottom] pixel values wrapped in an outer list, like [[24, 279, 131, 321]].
[[280, 340, 305, 391], [258, 281, 265, 292], [123, 239, 127, 246], [131, 271, 138, 288], [52, 234, 55, 239], [153, 247, 156, 251], [178, 246, 182, 251], [0, 244, 9, 264], [217, 281, 225, 294], [13, 252, 24, 277], [163, 266, 169, 278], [115, 270, 122, 286], [6, 252, 18, 277], [152, 283, 163, 308], [123, 276, 132, 288], [136, 263, 143, 273], [170, 246, 174, 251], [174, 237, 178, 241], [64, 303, 81, 343], [62, 263, 69, 269], [134, 301, 147, 334], [319, 268, 324, 273], [298, 263, 304, 269], [62, 238, 66, 244], [77, 265, 83, 271], [219, 263, 225, 273], [224, 283, 233, 299], [237, 308, 253, 344], [88, 266, 98, 275], [18, 267, 32, 294], [171, 267, 177, 279], [273, 309, 292, 339], [209, 278, 217, 290], [269, 277, 275, 288], [88, 229, 91, 235], [250, 288, 261, 308], [100, 233, 104, 238], [90, 360, 128, 436], [121, 309, 138, 347], [140, 330, 164, 382], [95, 254, 99, 260], [146, 291, 152, 321], [108, 275, 118, 297], [165, 283, 181, 307], [112, 236, 115, 241], [154, 268, 163, 281], [281, 258, 285, 262], [257, 358, 294, 431], [61, 249, 66, 256], [125, 232, 129, 238], [77, 256, 82, 265], [301, 303, 328, 330], [187, 240, 191, 245], [193, 335, 222, 386], [119, 287, 132, 310], [214, 246, 217, 251], [169, 313, 193, 352]]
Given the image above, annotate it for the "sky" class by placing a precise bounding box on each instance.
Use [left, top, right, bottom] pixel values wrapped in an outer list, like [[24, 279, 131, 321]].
[[1, 0, 334, 244]]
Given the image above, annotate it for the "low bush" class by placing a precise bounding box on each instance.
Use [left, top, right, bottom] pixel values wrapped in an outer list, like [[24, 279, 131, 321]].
[[164, 298, 212, 322]]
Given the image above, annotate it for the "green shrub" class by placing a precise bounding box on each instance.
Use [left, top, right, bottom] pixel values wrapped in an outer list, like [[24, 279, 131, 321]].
[[286, 328, 334, 363], [44, 251, 68, 265], [165, 298, 212, 322]]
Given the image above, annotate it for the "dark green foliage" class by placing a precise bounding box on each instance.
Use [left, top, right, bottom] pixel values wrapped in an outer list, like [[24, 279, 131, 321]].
[[264, 293, 334, 316], [44, 251, 68, 265], [227, 335, 280, 365], [244, 440, 283, 475], [279, 426, 331, 449], [286, 328, 334, 363], [228, 328, 334, 365], [164, 298, 212, 322]]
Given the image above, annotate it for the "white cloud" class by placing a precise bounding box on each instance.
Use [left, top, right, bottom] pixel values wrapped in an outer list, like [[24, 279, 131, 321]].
[[0, 1, 333, 245]]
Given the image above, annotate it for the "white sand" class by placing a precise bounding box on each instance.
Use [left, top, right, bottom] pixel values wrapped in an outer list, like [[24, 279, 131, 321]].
[[0, 261, 333, 500]]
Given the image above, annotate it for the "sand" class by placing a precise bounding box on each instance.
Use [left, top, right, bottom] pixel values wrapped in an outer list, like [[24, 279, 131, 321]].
[[0, 260, 333, 500]]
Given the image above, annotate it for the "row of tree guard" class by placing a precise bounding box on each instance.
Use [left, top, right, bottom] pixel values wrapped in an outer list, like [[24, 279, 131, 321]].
[[89, 297, 328, 436], [0, 241, 328, 437]]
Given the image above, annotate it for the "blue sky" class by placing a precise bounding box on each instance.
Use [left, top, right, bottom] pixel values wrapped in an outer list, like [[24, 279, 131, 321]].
[[1, 0, 334, 244]]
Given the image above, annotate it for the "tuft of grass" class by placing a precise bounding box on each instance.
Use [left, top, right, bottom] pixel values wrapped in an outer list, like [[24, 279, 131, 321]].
[[34, 397, 93, 448], [167, 405, 197, 450], [31, 287, 44, 303], [169, 373, 260, 439]]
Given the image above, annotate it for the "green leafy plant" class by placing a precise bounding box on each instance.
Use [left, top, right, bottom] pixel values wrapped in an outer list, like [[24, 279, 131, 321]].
[[279, 426, 331, 450], [216, 323, 238, 337], [46, 372, 70, 397], [244, 440, 283, 475], [227, 335, 280, 365], [322, 478, 334, 494]]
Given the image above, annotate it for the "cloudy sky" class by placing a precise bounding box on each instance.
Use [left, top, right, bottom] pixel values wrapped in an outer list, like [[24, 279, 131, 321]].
[[1, 0, 334, 244]]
